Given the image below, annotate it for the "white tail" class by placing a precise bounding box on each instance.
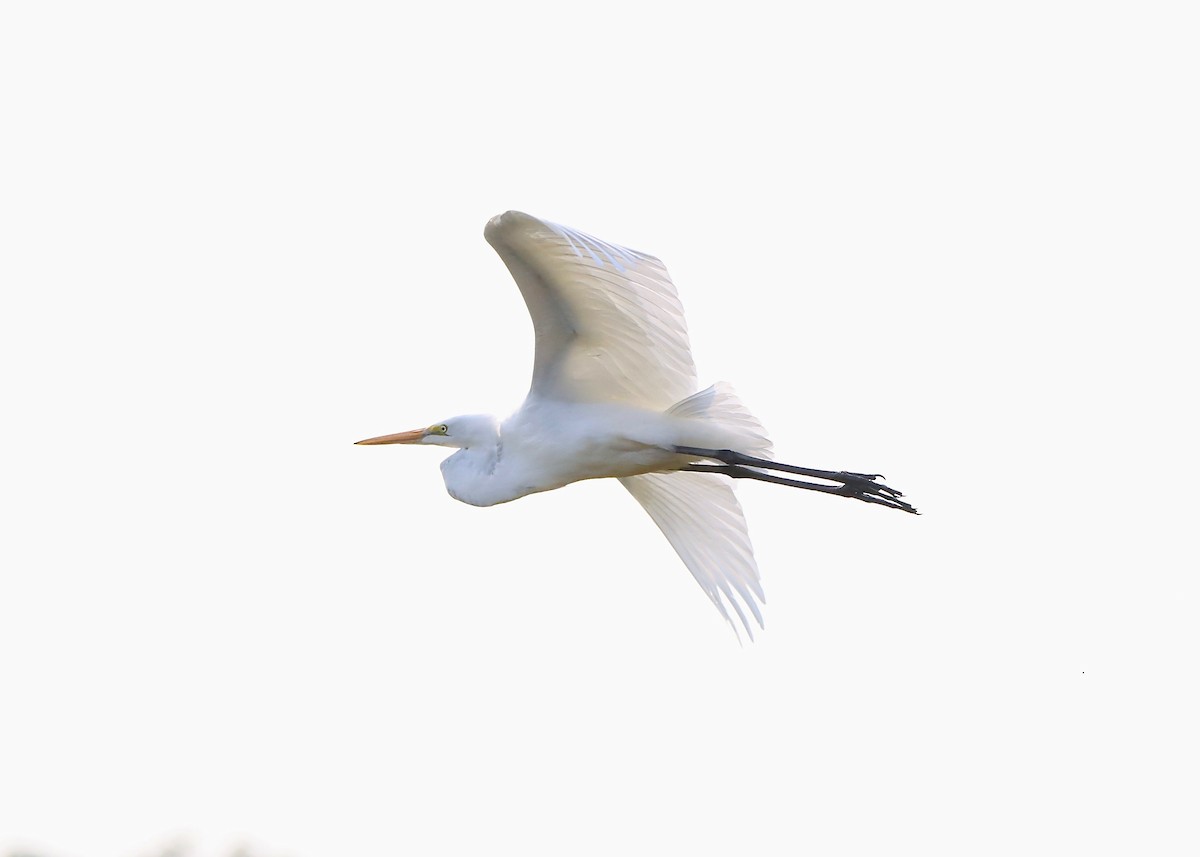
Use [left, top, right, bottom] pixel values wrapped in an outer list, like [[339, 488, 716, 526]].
[[666, 382, 773, 460]]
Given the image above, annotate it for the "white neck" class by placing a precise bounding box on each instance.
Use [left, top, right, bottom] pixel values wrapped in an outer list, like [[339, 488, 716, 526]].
[[437, 422, 517, 507]]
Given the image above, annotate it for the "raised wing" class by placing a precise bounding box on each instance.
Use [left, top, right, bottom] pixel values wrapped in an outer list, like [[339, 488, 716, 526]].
[[484, 211, 698, 409], [619, 471, 765, 639]]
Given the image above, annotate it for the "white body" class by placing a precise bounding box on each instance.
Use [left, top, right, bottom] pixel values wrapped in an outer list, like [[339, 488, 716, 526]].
[[440, 396, 760, 507]]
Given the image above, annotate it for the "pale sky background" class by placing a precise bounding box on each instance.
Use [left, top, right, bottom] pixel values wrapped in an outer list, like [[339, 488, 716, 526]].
[[2, 2, 1197, 856]]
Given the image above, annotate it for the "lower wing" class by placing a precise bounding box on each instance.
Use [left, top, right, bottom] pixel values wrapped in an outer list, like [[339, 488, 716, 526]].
[[619, 471, 765, 639]]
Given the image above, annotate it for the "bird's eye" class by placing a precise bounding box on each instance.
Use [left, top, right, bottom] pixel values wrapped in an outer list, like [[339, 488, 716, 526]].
[[438, 424, 449, 434]]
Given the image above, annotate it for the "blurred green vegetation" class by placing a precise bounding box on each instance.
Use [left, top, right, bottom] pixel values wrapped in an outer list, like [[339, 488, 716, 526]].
[[5, 845, 283, 857]]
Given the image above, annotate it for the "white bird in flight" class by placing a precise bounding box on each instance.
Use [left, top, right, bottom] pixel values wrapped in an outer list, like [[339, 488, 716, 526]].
[[358, 211, 916, 638]]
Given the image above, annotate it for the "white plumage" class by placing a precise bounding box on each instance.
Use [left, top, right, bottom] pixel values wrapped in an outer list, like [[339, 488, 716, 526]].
[[358, 211, 917, 638], [486, 213, 698, 409]]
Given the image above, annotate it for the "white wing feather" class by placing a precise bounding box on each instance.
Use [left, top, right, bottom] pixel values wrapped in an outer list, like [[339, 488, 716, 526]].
[[619, 471, 765, 639], [484, 211, 698, 409]]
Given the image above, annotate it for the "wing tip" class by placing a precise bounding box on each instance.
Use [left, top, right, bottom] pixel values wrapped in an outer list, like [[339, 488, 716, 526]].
[[484, 210, 540, 247]]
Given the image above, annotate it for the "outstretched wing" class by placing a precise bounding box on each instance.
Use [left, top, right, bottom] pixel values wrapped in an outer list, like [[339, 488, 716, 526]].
[[619, 471, 765, 639], [484, 211, 698, 409]]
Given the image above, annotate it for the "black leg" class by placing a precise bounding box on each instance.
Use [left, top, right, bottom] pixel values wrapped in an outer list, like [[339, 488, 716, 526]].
[[676, 447, 919, 515]]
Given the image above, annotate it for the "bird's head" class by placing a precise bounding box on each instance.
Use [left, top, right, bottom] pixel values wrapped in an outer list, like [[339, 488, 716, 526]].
[[355, 414, 498, 450]]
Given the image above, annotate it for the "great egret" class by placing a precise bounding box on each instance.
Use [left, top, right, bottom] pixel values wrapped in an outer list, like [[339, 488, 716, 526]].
[[358, 211, 916, 637]]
